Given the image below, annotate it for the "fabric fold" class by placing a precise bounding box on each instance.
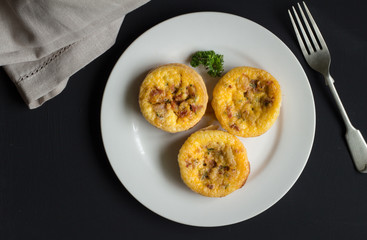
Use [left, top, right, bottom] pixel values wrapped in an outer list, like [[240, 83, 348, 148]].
[[0, 0, 150, 108]]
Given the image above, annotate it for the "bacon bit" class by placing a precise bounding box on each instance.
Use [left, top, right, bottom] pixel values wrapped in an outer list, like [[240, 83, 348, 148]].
[[226, 106, 233, 118], [185, 160, 192, 168], [150, 88, 163, 97], [190, 104, 197, 113], [209, 160, 217, 168], [174, 93, 185, 102], [219, 165, 230, 171], [178, 109, 188, 118], [263, 98, 273, 107], [170, 101, 179, 112], [206, 184, 214, 189], [228, 84, 232, 88], [230, 123, 239, 131], [190, 104, 203, 113], [149, 88, 165, 103]]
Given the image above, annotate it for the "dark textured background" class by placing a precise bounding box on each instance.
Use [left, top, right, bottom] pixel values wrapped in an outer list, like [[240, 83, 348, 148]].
[[1, 0, 367, 239]]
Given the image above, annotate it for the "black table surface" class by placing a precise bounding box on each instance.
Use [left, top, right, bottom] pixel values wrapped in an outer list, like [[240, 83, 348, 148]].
[[1, 0, 367, 239]]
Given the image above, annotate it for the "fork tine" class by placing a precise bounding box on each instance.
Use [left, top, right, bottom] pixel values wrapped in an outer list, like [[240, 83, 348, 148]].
[[288, 9, 309, 57], [302, 1, 328, 51], [297, 2, 320, 51], [290, 6, 314, 55]]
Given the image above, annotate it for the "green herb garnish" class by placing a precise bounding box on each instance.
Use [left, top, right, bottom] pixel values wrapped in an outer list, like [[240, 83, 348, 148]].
[[190, 50, 224, 77], [201, 171, 209, 180]]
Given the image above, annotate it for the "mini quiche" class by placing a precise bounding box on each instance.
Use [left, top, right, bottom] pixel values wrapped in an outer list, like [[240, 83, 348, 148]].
[[139, 63, 208, 133], [178, 130, 250, 197], [212, 66, 281, 137]]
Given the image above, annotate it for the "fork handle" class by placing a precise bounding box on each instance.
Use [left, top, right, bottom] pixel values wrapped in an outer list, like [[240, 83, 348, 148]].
[[325, 75, 367, 172], [346, 127, 367, 172]]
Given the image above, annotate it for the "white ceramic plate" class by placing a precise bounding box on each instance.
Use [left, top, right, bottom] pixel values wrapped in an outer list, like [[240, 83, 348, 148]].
[[101, 12, 315, 227]]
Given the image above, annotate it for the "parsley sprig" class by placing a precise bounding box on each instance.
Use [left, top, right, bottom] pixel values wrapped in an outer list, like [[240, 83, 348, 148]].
[[190, 50, 224, 77]]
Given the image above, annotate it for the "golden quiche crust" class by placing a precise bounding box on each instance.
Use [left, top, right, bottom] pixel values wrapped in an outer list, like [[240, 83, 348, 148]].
[[139, 63, 208, 133], [178, 130, 250, 197], [212, 66, 282, 137]]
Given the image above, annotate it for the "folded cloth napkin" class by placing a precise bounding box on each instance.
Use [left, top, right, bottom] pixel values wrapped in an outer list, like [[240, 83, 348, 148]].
[[0, 0, 149, 109]]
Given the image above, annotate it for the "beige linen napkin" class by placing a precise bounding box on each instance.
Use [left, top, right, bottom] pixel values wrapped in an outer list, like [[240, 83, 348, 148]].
[[0, 0, 150, 109]]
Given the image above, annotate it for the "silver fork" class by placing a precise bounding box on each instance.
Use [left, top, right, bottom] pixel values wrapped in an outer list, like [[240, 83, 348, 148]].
[[289, 2, 367, 173]]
